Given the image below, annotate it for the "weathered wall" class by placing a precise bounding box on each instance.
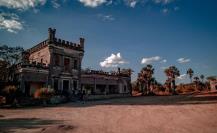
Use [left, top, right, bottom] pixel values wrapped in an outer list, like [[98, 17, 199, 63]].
[[29, 46, 50, 65]]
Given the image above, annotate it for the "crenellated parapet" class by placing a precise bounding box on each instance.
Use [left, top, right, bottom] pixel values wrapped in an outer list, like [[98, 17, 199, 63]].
[[17, 61, 49, 70], [27, 40, 48, 54], [53, 38, 84, 51], [82, 68, 132, 77], [26, 28, 84, 54]]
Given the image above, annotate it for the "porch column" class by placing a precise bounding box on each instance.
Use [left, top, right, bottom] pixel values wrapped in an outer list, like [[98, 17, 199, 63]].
[[105, 84, 109, 95], [20, 76, 25, 93], [94, 77, 96, 94]]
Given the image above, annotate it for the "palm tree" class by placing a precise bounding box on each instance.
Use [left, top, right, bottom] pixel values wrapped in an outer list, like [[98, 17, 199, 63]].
[[137, 64, 154, 95], [194, 76, 200, 91], [200, 74, 205, 83], [194, 76, 200, 82], [187, 68, 194, 83], [164, 66, 180, 95]]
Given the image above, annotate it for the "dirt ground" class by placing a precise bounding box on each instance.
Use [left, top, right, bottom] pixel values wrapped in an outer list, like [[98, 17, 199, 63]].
[[0, 92, 217, 133]]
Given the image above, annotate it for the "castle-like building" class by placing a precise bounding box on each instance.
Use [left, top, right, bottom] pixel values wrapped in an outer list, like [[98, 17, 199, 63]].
[[17, 28, 131, 98]]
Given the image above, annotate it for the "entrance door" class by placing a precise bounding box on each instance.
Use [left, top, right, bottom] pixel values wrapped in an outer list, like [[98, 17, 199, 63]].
[[63, 80, 69, 91], [25, 82, 30, 96]]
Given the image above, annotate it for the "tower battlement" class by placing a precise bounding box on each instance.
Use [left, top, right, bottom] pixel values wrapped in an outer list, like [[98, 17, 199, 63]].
[[27, 28, 84, 54]]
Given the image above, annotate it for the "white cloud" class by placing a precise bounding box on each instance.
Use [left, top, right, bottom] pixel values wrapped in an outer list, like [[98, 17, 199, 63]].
[[177, 58, 191, 64], [0, 13, 23, 33], [177, 74, 187, 80], [129, 1, 137, 8], [98, 14, 115, 21], [124, 0, 138, 8], [160, 59, 167, 63], [51, 0, 61, 8], [141, 56, 161, 64], [162, 8, 169, 13], [153, 0, 174, 4], [0, 0, 47, 10], [100, 53, 127, 68], [106, 0, 113, 5], [174, 6, 180, 11], [79, 0, 106, 7]]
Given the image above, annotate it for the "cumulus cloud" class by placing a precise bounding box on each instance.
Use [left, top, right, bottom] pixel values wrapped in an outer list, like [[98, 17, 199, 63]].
[[126, 0, 137, 8], [0, 13, 23, 33], [160, 59, 167, 63], [162, 8, 169, 13], [0, 0, 47, 10], [153, 0, 174, 4], [51, 0, 61, 8], [98, 14, 115, 21], [141, 56, 161, 64], [79, 0, 106, 7], [177, 58, 191, 64], [177, 74, 187, 80], [106, 0, 113, 5], [100, 53, 127, 68]]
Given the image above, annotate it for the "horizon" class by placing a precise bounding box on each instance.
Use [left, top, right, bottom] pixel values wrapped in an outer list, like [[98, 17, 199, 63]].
[[0, 0, 217, 84]]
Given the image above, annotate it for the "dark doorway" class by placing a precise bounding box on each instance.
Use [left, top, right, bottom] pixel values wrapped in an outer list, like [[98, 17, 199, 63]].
[[54, 79, 59, 92], [63, 80, 69, 91], [25, 82, 30, 96], [73, 80, 77, 90], [62, 80, 69, 97]]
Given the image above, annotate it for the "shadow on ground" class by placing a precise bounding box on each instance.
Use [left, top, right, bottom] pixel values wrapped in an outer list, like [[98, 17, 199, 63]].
[[0, 118, 62, 133], [65, 93, 217, 108], [1, 92, 217, 110]]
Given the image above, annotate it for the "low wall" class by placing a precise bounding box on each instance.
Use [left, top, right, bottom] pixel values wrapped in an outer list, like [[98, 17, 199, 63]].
[[86, 93, 131, 101]]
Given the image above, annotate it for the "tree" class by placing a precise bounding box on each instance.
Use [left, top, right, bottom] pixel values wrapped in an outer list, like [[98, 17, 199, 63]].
[[137, 64, 154, 95], [187, 68, 194, 83], [193, 76, 200, 91], [0, 60, 9, 81], [200, 74, 205, 83], [193, 76, 200, 83], [0, 45, 24, 82], [164, 66, 180, 95]]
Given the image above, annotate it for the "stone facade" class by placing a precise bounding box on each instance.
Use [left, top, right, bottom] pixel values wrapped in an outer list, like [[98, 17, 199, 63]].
[[81, 68, 132, 96], [17, 28, 131, 98], [17, 28, 84, 96]]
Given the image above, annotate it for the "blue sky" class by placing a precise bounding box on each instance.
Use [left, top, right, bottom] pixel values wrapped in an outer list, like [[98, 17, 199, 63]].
[[0, 0, 217, 83]]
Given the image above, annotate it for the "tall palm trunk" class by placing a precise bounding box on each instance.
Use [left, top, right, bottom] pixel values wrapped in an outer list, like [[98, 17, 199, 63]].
[[172, 79, 176, 94]]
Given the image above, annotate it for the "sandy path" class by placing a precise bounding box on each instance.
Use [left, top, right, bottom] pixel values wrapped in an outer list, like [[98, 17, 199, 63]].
[[0, 94, 217, 133]]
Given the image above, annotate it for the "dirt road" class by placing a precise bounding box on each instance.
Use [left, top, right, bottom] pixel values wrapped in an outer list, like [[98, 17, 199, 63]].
[[0, 93, 217, 133]]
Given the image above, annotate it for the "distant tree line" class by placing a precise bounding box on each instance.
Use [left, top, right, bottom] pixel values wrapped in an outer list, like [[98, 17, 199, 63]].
[[135, 64, 213, 95]]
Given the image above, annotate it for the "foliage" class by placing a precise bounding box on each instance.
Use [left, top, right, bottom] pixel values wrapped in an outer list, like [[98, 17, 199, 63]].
[[137, 64, 155, 95], [34, 87, 55, 99], [0, 96, 6, 105], [2, 85, 17, 94], [0, 60, 9, 81], [164, 66, 180, 94], [187, 68, 194, 82], [164, 66, 180, 79], [0, 45, 24, 65], [200, 75, 205, 82], [2, 85, 17, 104], [0, 45, 24, 82], [193, 76, 200, 83]]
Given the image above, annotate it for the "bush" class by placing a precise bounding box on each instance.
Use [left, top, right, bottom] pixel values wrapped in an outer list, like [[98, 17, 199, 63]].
[[34, 87, 55, 99], [2, 85, 17, 104], [0, 96, 6, 105]]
